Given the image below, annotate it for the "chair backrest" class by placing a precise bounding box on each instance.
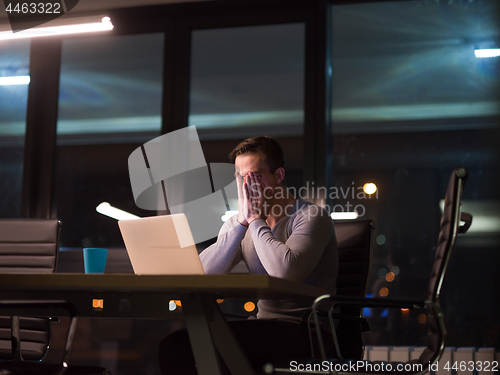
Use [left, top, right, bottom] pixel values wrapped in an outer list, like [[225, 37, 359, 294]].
[[334, 219, 375, 316], [319, 219, 375, 360], [420, 167, 471, 366], [0, 218, 61, 361], [0, 219, 61, 274], [426, 167, 468, 303]]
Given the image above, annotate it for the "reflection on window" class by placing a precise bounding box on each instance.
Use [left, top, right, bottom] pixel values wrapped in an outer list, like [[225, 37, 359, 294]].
[[189, 23, 305, 140], [330, 0, 500, 130], [53, 33, 164, 248], [0, 39, 30, 217], [57, 33, 164, 145], [329, 0, 500, 348]]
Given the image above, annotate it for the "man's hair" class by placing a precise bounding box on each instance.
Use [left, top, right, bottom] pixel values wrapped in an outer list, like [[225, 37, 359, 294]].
[[229, 136, 286, 173]]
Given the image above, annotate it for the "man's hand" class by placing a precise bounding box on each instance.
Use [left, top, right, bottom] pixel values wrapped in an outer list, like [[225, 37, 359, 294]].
[[243, 172, 268, 225], [235, 171, 268, 226], [235, 171, 249, 227]]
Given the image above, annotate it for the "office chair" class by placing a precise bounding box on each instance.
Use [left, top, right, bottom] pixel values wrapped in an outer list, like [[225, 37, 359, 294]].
[[265, 167, 472, 374], [262, 219, 375, 374], [0, 218, 110, 375]]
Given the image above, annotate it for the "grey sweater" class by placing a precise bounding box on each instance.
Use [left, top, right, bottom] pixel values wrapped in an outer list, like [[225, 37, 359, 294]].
[[199, 199, 338, 321]]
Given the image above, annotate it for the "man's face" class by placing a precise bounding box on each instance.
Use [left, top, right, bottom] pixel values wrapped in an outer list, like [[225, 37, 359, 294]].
[[235, 152, 280, 195]]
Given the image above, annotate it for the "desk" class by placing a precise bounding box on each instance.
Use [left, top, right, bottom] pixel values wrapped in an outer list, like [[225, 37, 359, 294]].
[[0, 274, 328, 375]]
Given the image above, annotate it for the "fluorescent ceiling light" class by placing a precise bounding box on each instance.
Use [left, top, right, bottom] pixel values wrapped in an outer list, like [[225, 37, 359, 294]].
[[96, 202, 139, 221], [0, 16, 113, 40], [0, 75, 30, 85], [474, 48, 500, 58], [331, 212, 359, 220], [224, 209, 362, 222]]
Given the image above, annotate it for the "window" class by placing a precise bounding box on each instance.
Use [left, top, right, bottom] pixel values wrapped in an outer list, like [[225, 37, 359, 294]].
[[189, 23, 306, 196], [189, 23, 305, 140], [330, 0, 500, 347], [0, 39, 30, 218], [57, 33, 164, 145], [53, 33, 164, 247]]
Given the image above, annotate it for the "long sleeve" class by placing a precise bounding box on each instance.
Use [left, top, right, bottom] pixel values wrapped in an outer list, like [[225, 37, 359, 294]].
[[199, 216, 247, 274], [248, 208, 334, 282]]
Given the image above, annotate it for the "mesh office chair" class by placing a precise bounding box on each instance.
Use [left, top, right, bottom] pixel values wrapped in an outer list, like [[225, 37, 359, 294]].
[[0, 218, 110, 375], [265, 167, 472, 375]]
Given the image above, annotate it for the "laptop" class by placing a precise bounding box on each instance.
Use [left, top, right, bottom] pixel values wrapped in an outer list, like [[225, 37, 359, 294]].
[[118, 214, 204, 275]]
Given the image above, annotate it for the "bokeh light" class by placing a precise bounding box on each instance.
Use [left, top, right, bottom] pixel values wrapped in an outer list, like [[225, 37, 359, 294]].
[[363, 183, 377, 195], [244, 301, 256, 312], [376, 234, 386, 245], [418, 314, 427, 324], [379, 287, 389, 297], [378, 268, 387, 278]]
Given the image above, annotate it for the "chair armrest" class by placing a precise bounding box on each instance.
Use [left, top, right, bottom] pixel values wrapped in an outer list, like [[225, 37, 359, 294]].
[[0, 300, 79, 365], [310, 295, 438, 362], [326, 295, 426, 309], [459, 211, 472, 234], [329, 314, 371, 332], [305, 310, 371, 332]]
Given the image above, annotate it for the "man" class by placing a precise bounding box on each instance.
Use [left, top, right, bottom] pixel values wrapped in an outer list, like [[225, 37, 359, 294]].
[[158, 136, 338, 374]]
